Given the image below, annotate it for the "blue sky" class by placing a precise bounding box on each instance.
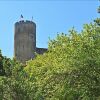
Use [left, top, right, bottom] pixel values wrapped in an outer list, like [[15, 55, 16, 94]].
[[0, 0, 99, 58]]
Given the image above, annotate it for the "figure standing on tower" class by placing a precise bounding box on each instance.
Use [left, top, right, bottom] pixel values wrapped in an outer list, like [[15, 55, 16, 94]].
[[20, 14, 24, 21]]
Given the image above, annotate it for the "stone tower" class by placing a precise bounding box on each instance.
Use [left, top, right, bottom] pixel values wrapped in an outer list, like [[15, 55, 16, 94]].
[[14, 20, 36, 63]]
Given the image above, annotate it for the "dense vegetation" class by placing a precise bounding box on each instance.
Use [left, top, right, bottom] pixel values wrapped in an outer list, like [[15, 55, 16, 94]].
[[0, 20, 100, 100]]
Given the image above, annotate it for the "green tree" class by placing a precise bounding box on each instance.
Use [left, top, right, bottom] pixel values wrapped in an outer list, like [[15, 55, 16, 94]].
[[0, 53, 37, 100], [25, 22, 100, 99], [0, 50, 5, 76]]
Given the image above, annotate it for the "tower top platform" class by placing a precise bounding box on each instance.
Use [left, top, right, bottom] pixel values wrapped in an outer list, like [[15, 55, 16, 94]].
[[15, 20, 36, 26]]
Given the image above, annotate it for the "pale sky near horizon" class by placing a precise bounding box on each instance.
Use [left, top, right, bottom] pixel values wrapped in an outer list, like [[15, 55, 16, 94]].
[[0, 0, 99, 58]]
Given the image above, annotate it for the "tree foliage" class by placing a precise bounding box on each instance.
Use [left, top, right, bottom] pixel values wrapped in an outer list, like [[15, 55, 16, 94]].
[[25, 23, 100, 99]]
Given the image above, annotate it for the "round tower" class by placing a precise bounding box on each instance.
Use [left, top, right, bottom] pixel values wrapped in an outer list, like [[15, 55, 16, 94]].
[[14, 20, 36, 63]]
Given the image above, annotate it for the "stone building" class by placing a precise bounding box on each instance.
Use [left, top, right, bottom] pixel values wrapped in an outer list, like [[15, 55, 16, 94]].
[[14, 20, 47, 63]]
